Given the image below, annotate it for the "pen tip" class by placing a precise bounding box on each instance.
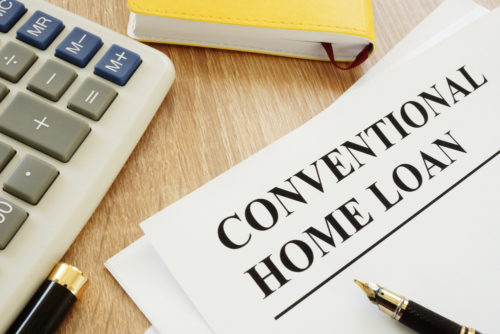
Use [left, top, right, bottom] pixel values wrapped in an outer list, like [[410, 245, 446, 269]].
[[354, 278, 367, 288], [354, 279, 378, 304]]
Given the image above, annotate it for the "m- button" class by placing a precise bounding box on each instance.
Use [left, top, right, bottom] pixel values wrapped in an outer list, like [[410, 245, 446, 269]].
[[55, 27, 103, 68], [0, 93, 90, 162], [94, 44, 141, 86]]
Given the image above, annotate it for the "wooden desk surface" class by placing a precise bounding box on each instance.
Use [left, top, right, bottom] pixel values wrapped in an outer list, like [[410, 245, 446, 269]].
[[42, 0, 497, 332]]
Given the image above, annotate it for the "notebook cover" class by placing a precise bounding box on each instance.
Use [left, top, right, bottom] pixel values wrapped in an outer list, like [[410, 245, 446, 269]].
[[128, 0, 375, 43]]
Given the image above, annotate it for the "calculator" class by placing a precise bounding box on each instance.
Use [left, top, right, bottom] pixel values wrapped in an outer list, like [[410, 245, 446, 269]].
[[0, 0, 175, 330]]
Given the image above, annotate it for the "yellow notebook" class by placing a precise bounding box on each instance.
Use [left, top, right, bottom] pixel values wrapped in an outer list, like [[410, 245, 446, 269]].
[[127, 0, 375, 65]]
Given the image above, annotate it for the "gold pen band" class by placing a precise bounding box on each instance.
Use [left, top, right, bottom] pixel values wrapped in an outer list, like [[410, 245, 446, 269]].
[[460, 327, 477, 334], [392, 297, 409, 321], [48, 262, 88, 298], [373, 287, 409, 320]]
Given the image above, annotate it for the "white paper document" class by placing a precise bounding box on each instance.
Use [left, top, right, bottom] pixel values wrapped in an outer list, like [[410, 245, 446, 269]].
[[106, 236, 212, 334], [140, 8, 500, 334], [105, 1, 493, 333]]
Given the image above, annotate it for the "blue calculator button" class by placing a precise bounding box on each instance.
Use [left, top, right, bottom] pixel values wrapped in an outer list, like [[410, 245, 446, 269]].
[[0, 0, 26, 33], [16, 10, 64, 50], [94, 44, 141, 86], [55, 27, 102, 68]]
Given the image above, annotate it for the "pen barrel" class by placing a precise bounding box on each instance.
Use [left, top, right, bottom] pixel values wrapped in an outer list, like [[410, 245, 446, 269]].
[[6, 280, 76, 334], [399, 300, 479, 334]]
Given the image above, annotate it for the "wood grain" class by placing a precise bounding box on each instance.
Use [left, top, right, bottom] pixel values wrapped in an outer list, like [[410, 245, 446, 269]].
[[38, 0, 499, 332]]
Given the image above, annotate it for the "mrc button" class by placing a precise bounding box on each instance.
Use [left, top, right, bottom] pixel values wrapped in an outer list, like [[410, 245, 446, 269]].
[[0, 0, 27, 33], [17, 10, 64, 50], [94, 44, 141, 86]]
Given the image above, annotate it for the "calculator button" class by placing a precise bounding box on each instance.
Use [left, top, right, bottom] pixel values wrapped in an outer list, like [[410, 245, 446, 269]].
[[0, 93, 90, 162], [0, 141, 15, 172], [55, 27, 102, 68], [0, 197, 28, 249], [16, 10, 64, 50], [94, 44, 141, 86], [68, 78, 117, 120], [4, 154, 58, 205], [0, 0, 26, 33], [27, 60, 77, 101], [0, 82, 9, 101], [0, 41, 37, 82]]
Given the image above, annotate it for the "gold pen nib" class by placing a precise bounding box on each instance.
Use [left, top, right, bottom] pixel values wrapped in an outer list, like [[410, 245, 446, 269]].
[[354, 279, 380, 304]]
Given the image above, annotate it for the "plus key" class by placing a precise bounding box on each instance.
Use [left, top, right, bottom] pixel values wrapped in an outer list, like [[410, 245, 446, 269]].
[[0, 93, 90, 162], [34, 116, 49, 130]]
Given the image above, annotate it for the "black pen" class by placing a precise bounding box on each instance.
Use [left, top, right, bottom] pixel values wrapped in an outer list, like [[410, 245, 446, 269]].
[[7, 263, 88, 334], [354, 280, 481, 334]]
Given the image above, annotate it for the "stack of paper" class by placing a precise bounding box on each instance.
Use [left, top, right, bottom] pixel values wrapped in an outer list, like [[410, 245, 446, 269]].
[[106, 1, 499, 333]]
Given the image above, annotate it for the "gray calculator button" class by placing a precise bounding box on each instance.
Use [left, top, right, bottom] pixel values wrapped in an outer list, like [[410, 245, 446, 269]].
[[4, 155, 58, 205], [0, 41, 37, 82], [0, 197, 28, 249], [0, 142, 15, 172], [0, 93, 90, 162], [28, 60, 77, 101], [68, 78, 117, 120], [0, 82, 9, 101]]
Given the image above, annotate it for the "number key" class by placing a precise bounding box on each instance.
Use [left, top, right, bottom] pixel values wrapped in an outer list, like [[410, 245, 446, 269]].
[[0, 141, 15, 172], [0, 197, 28, 250]]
